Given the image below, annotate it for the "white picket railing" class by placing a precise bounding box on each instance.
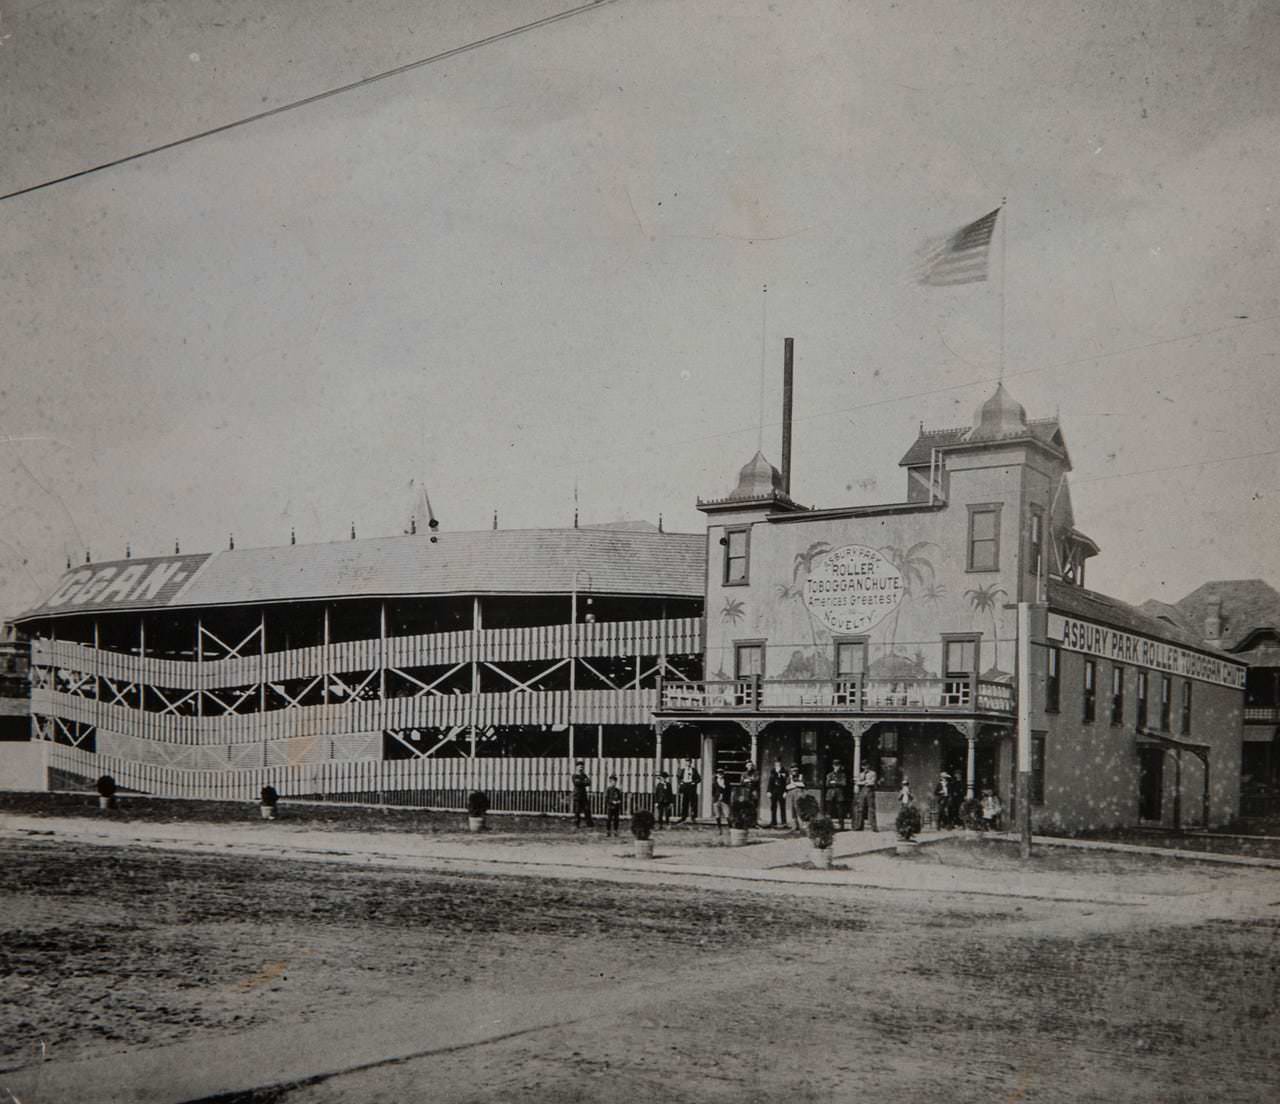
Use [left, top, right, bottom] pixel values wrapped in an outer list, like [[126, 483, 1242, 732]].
[[45, 742, 678, 813]]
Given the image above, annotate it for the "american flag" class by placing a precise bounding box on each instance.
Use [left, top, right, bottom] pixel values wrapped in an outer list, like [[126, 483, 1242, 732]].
[[916, 207, 1000, 286]]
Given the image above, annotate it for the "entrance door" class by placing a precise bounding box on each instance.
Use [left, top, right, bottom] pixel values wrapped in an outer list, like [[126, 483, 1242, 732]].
[[1138, 745, 1164, 822]]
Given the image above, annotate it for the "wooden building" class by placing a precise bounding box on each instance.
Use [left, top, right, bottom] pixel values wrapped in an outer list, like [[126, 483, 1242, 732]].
[[11, 527, 704, 812]]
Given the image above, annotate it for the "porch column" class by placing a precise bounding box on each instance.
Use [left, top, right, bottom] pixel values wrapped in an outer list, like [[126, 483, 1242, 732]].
[[750, 730, 758, 770], [966, 729, 977, 799], [700, 731, 715, 819], [852, 732, 862, 777]]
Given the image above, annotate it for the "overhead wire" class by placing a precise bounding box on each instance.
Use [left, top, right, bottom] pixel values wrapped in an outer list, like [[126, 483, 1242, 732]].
[[0, 0, 624, 204]]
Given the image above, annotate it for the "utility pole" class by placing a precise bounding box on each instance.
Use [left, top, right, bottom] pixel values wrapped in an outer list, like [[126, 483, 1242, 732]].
[[1017, 601, 1033, 859]]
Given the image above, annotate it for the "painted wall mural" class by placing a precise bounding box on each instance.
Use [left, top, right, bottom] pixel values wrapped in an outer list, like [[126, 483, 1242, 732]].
[[802, 544, 905, 635], [706, 498, 1019, 689]]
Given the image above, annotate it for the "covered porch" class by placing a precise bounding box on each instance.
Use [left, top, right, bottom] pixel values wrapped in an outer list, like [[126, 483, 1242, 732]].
[[655, 711, 1013, 827]]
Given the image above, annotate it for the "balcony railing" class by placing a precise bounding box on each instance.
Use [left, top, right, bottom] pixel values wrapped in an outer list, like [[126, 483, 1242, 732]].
[[1244, 706, 1280, 724], [659, 676, 1015, 716]]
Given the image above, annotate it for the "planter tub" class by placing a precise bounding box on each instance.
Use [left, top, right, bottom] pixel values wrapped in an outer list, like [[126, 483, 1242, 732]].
[[728, 828, 749, 847], [260, 805, 276, 820], [810, 847, 833, 869], [896, 839, 920, 856], [634, 838, 655, 859], [467, 816, 485, 833], [97, 796, 112, 811]]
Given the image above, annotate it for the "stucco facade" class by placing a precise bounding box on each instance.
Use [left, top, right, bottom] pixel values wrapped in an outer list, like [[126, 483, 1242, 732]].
[[658, 385, 1247, 831]]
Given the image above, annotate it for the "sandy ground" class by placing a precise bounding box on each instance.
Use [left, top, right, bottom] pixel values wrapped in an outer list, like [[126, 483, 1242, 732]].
[[3, 813, 1280, 1104]]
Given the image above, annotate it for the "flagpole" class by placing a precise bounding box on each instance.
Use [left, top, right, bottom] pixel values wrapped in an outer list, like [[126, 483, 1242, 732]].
[[999, 196, 1007, 382], [757, 283, 768, 452]]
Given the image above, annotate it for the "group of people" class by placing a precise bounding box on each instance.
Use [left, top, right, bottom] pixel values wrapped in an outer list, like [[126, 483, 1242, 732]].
[[571, 758, 711, 832], [930, 770, 1005, 830], [569, 759, 1005, 836]]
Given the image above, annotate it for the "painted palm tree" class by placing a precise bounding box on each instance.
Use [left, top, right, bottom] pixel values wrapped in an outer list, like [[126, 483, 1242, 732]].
[[781, 541, 833, 653], [964, 583, 1009, 676], [716, 596, 746, 679], [877, 541, 938, 650]]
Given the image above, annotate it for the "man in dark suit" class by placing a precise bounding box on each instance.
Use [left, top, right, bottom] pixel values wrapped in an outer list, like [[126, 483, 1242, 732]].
[[767, 759, 788, 828], [677, 758, 701, 823]]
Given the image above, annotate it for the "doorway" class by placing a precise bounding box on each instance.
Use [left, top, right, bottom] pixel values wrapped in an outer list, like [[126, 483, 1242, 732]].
[[1138, 745, 1164, 822]]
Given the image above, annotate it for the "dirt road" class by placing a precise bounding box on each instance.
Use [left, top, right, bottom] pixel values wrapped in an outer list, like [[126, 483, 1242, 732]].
[[2, 825, 1278, 1103]]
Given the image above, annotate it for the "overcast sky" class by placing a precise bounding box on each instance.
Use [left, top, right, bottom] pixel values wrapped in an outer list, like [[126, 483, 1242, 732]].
[[2, 0, 1278, 617]]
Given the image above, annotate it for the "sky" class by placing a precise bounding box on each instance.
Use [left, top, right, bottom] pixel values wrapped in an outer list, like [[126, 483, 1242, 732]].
[[2, 0, 1278, 618]]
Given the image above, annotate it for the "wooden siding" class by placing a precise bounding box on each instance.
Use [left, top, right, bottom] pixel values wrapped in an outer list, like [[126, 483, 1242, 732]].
[[33, 687, 660, 744], [34, 617, 700, 691], [45, 743, 677, 811]]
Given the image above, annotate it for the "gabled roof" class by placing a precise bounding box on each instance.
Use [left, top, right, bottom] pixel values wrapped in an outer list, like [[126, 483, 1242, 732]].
[[1160, 579, 1280, 653], [17, 528, 707, 619], [1049, 579, 1223, 653], [898, 418, 1068, 468]]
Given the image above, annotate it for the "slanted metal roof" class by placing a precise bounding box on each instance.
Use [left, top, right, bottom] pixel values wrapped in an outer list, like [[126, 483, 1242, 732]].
[[1048, 579, 1235, 657], [17, 528, 707, 620]]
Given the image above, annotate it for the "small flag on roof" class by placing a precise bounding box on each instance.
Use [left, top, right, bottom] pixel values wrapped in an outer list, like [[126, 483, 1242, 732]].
[[916, 207, 1000, 286]]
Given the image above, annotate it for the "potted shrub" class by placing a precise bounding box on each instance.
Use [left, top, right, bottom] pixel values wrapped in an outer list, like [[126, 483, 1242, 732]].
[[808, 815, 835, 869], [631, 809, 656, 859], [96, 775, 116, 812], [467, 790, 489, 833], [728, 791, 754, 847], [795, 793, 820, 832], [260, 785, 279, 820], [895, 803, 923, 855]]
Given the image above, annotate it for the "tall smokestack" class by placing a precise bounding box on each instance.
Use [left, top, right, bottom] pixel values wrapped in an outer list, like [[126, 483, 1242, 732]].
[[781, 337, 794, 494]]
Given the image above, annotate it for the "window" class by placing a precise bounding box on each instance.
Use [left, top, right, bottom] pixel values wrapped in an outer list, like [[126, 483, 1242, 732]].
[[734, 642, 764, 707], [967, 505, 1002, 571], [1045, 646, 1060, 713], [1028, 506, 1044, 580], [834, 638, 867, 706], [1181, 682, 1192, 735], [943, 636, 978, 706], [834, 639, 867, 678], [1136, 671, 1149, 728], [944, 638, 977, 677], [1030, 734, 1046, 805], [1110, 665, 1124, 726], [723, 528, 749, 585], [1083, 659, 1096, 722], [1160, 675, 1172, 731]]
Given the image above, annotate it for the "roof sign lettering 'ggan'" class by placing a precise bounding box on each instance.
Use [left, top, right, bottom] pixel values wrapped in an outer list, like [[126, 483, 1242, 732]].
[[35, 554, 211, 613]]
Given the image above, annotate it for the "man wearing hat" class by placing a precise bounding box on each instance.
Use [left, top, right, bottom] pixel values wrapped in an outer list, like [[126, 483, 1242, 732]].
[[933, 770, 953, 829], [855, 762, 879, 831]]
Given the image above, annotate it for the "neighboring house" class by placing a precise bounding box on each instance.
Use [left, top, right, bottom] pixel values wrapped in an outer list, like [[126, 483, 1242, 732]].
[[0, 623, 31, 740], [656, 384, 1246, 830], [1141, 580, 1280, 815]]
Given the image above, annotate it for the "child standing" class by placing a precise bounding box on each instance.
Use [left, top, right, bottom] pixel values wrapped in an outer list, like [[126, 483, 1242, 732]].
[[981, 788, 1004, 831], [653, 771, 674, 827], [604, 775, 624, 836], [712, 770, 732, 834]]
